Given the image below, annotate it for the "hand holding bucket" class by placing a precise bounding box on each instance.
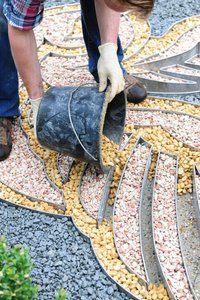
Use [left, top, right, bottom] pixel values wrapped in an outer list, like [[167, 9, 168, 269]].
[[36, 84, 126, 173]]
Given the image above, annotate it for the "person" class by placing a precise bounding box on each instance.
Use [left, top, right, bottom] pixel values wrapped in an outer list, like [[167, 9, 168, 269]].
[[0, 0, 19, 161], [80, 0, 150, 103], [1, 0, 154, 160]]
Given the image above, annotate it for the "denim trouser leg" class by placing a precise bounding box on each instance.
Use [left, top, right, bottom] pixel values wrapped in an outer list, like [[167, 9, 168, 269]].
[[80, 0, 126, 82], [0, 0, 19, 117]]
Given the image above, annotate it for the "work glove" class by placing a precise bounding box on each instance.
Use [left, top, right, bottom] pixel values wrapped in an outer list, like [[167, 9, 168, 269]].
[[30, 98, 42, 138], [98, 43, 125, 102]]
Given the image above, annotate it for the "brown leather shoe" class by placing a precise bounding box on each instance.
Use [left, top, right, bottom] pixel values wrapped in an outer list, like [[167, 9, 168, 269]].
[[124, 74, 147, 104], [0, 117, 12, 161]]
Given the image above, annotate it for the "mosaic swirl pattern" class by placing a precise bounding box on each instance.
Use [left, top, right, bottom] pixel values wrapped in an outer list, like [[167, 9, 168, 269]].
[[3, 4, 200, 300]]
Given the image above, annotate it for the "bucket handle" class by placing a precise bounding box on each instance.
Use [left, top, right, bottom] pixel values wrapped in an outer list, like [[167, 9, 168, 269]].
[[68, 84, 98, 161]]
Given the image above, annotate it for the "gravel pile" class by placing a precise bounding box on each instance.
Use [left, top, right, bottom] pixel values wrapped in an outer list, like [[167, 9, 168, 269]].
[[149, 0, 200, 37], [0, 201, 132, 300]]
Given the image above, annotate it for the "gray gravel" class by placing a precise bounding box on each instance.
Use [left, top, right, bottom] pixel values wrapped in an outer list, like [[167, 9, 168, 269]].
[[45, 0, 79, 8], [150, 93, 200, 105], [149, 0, 200, 37], [0, 201, 132, 300]]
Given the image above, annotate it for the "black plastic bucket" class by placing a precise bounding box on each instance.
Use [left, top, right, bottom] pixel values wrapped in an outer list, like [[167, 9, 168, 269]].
[[36, 85, 126, 173]]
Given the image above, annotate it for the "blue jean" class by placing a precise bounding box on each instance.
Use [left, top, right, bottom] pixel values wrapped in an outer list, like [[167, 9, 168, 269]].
[[0, 0, 19, 117], [80, 0, 126, 82]]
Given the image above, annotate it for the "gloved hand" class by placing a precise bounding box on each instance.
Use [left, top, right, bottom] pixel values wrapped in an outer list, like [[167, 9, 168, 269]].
[[98, 43, 125, 102], [30, 98, 42, 138]]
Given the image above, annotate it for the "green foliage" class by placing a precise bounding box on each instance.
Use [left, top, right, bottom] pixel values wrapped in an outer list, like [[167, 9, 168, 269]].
[[0, 236, 68, 300], [54, 288, 68, 300], [0, 236, 39, 300]]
